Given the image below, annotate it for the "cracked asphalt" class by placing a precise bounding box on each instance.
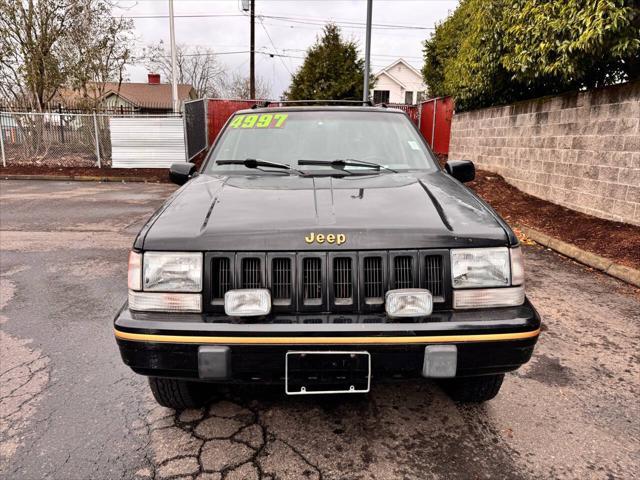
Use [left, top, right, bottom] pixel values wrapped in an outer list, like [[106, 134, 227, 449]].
[[1, 180, 639, 480]]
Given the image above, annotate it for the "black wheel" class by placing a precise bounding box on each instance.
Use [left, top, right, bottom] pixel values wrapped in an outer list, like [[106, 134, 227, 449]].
[[148, 377, 212, 409], [441, 374, 504, 403]]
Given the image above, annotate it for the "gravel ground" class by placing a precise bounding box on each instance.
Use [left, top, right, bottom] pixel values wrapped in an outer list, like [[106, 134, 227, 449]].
[[1, 180, 638, 480]]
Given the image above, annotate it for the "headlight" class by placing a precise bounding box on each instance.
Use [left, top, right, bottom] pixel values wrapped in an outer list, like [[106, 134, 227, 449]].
[[451, 247, 510, 289], [450, 246, 525, 309], [142, 252, 203, 292]]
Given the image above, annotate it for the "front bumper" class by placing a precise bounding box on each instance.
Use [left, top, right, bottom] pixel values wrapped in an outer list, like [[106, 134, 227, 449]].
[[114, 298, 541, 382]]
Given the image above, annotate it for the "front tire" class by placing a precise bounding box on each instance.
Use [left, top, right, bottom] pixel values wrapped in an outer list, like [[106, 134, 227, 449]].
[[441, 374, 504, 403], [148, 377, 212, 409]]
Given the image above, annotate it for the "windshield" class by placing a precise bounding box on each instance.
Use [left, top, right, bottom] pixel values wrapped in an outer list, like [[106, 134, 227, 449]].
[[205, 110, 439, 173]]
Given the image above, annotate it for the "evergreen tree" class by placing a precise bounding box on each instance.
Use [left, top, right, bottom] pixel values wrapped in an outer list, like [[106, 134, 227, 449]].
[[286, 24, 372, 100]]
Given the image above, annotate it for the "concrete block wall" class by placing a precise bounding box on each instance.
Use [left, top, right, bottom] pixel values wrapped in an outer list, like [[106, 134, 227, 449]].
[[448, 81, 640, 226]]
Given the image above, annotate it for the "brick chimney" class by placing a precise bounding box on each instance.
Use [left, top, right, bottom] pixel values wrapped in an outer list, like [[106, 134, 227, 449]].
[[148, 73, 160, 85]]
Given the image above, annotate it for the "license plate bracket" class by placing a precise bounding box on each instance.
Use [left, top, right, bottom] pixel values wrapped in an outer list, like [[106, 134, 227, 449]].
[[285, 351, 371, 395]]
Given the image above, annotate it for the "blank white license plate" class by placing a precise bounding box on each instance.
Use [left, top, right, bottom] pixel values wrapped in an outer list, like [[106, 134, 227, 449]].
[[285, 351, 371, 395]]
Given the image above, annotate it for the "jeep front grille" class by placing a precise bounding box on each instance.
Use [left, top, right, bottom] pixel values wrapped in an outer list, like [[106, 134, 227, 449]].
[[424, 255, 442, 297], [271, 258, 292, 300], [212, 257, 231, 299], [363, 256, 383, 302], [241, 257, 262, 288], [333, 257, 352, 301], [204, 250, 448, 313], [303, 257, 322, 302], [394, 256, 413, 289]]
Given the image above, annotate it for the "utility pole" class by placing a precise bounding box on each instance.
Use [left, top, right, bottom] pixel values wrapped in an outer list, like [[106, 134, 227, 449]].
[[362, 0, 373, 104], [250, 0, 256, 99], [169, 0, 179, 112]]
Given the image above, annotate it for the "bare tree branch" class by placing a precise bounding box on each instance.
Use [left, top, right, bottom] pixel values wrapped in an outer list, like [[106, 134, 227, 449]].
[[143, 42, 224, 98], [219, 71, 271, 100]]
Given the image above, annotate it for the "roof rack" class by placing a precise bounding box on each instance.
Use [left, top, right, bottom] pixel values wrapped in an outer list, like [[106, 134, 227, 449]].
[[251, 99, 374, 109]]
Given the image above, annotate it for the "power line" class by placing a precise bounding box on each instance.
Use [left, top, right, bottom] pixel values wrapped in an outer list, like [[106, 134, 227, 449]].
[[118, 12, 436, 30], [281, 48, 422, 61], [258, 18, 294, 77], [150, 49, 408, 71], [256, 19, 429, 37], [259, 14, 435, 30], [180, 50, 252, 56], [149, 50, 294, 59], [153, 49, 417, 65], [142, 46, 422, 66], [121, 13, 246, 19]]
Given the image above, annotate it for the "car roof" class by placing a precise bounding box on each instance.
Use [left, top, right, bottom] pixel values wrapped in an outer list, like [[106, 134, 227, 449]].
[[233, 105, 407, 115]]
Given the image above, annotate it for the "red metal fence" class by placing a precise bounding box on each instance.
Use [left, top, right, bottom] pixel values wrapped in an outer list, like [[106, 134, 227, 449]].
[[418, 97, 454, 155], [382, 104, 419, 124], [204, 97, 454, 155]]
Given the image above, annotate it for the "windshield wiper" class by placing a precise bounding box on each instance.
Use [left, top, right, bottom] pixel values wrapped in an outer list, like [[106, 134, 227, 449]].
[[216, 158, 305, 175], [298, 159, 398, 173]]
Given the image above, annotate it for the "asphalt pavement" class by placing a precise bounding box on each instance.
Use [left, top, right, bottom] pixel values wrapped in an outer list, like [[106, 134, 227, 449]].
[[1, 180, 639, 480]]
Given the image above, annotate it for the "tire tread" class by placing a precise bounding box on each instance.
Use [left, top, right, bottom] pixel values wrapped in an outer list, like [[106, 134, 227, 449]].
[[443, 374, 504, 403], [148, 377, 209, 409]]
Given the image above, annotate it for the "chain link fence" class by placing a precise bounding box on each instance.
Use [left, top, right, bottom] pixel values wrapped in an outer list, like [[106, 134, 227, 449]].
[[0, 111, 193, 169], [0, 111, 112, 168]]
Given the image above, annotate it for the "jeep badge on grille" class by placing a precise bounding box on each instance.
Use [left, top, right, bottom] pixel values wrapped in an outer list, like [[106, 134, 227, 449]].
[[304, 232, 347, 245]]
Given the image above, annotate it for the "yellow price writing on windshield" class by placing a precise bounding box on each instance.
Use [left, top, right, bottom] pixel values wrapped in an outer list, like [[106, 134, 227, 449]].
[[240, 114, 259, 128], [229, 113, 288, 129]]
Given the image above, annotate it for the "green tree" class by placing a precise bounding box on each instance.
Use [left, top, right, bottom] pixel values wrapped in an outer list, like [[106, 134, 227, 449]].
[[500, 0, 639, 88], [421, 0, 476, 99], [286, 24, 371, 100], [0, 0, 134, 108], [422, 0, 640, 111]]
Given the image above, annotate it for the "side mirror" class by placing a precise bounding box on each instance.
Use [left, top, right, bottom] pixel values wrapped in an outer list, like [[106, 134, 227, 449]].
[[169, 162, 196, 185], [445, 160, 475, 183]]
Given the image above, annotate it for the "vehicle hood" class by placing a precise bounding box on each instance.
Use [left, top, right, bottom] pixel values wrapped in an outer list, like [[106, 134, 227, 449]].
[[138, 171, 513, 251]]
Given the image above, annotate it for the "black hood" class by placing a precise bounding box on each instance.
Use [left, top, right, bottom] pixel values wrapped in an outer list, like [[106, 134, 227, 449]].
[[137, 171, 514, 251]]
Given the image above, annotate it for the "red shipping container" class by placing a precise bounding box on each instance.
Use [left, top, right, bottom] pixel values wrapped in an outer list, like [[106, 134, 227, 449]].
[[206, 99, 261, 146]]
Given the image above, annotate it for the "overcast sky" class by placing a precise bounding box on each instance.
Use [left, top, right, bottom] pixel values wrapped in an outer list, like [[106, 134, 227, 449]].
[[114, 0, 459, 98]]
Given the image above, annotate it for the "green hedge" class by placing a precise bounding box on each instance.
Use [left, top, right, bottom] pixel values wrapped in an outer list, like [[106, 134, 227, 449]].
[[422, 0, 640, 111]]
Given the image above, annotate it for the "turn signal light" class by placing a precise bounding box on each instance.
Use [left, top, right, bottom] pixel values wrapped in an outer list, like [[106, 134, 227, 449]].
[[128, 251, 142, 291], [128, 291, 202, 312], [453, 286, 525, 309]]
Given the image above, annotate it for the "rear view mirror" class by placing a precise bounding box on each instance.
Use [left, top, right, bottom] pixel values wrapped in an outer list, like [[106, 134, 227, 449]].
[[169, 162, 196, 185], [445, 160, 475, 183]]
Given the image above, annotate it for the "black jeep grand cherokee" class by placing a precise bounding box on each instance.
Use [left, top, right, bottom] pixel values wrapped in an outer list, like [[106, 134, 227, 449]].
[[114, 105, 540, 409]]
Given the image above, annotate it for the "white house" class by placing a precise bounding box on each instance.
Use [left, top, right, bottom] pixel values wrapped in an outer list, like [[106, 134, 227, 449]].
[[371, 58, 427, 105]]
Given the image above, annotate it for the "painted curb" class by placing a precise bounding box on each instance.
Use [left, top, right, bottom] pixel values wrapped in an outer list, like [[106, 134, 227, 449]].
[[519, 225, 640, 288], [1, 174, 165, 183]]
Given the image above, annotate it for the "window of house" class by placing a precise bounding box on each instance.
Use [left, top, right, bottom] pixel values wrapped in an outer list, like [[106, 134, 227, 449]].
[[404, 91, 414, 104], [373, 90, 390, 104]]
